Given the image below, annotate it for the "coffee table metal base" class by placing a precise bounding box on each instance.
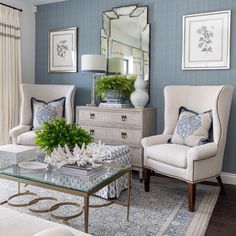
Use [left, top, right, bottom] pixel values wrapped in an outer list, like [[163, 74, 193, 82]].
[[0, 168, 132, 233]]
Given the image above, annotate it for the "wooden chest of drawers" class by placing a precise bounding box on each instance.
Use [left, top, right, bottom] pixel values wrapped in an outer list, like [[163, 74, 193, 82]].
[[76, 106, 156, 179]]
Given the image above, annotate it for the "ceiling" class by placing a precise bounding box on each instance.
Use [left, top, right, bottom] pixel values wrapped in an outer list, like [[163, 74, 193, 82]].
[[33, 0, 67, 5]]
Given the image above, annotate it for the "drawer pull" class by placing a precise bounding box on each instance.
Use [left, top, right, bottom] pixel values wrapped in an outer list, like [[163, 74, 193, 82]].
[[90, 129, 95, 135], [121, 115, 127, 122], [90, 113, 95, 119], [121, 132, 127, 139]]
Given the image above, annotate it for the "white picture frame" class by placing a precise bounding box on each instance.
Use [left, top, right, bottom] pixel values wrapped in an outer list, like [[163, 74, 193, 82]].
[[182, 10, 231, 70], [49, 27, 77, 73]]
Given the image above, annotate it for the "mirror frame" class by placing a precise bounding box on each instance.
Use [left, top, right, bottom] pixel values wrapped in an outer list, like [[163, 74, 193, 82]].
[[100, 4, 150, 94]]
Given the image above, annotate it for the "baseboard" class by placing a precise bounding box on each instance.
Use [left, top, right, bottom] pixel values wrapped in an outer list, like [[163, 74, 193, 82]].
[[210, 172, 236, 185]]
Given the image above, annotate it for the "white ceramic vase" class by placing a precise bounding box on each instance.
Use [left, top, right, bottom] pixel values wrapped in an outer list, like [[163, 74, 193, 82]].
[[130, 77, 149, 108]]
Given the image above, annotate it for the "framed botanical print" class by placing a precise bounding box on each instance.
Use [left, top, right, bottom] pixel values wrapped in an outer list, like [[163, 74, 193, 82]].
[[182, 10, 231, 70], [49, 27, 78, 72]]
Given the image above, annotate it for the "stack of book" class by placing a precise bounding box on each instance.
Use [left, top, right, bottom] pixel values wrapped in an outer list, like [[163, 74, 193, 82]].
[[99, 102, 131, 108], [59, 164, 105, 181]]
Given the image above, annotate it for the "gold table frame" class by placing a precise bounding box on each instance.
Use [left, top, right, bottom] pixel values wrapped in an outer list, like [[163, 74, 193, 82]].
[[0, 167, 132, 233]]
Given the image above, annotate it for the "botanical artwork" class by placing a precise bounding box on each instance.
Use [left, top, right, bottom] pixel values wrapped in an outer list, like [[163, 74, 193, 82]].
[[49, 27, 77, 72], [182, 10, 231, 70], [197, 26, 214, 54], [57, 40, 69, 58]]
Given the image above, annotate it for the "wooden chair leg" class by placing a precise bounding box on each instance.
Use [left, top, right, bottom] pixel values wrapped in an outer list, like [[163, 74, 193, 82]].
[[143, 167, 150, 192], [188, 183, 196, 212], [216, 176, 225, 194]]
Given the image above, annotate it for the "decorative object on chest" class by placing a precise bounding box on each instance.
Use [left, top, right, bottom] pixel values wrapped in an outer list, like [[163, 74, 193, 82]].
[[96, 74, 135, 108], [81, 54, 107, 106], [130, 77, 149, 108], [76, 106, 156, 179]]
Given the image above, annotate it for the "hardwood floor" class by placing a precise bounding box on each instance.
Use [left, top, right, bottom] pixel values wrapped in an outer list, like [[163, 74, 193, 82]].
[[205, 183, 236, 236]]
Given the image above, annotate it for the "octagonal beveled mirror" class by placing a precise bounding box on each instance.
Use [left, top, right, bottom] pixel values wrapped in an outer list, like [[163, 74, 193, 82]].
[[100, 5, 150, 94]]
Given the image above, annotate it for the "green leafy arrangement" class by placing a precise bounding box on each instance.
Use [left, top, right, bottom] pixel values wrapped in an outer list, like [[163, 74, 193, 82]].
[[35, 118, 94, 154], [95, 75, 135, 98]]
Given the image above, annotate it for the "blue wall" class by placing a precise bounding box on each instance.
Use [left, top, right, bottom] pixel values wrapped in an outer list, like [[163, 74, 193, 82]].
[[36, 0, 236, 173]]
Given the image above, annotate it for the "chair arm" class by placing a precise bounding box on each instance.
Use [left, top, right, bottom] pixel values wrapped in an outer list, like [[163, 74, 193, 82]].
[[141, 134, 172, 148], [187, 142, 218, 162], [9, 125, 31, 144]]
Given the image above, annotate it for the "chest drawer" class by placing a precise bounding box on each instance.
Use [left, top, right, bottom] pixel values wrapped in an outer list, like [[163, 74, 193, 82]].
[[81, 125, 142, 145], [78, 110, 142, 126]]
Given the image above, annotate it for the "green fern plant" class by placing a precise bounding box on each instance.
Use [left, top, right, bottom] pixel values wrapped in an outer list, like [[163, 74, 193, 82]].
[[95, 75, 135, 99], [35, 118, 93, 154]]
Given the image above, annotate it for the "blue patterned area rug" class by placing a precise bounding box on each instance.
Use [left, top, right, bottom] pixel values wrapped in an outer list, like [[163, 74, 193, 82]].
[[0, 176, 219, 236]]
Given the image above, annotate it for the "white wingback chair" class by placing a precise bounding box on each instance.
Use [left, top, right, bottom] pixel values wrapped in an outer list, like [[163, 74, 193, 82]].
[[142, 85, 234, 211], [9, 84, 76, 146]]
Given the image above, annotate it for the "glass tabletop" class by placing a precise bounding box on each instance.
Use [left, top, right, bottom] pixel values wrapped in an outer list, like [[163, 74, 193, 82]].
[[0, 160, 130, 193]]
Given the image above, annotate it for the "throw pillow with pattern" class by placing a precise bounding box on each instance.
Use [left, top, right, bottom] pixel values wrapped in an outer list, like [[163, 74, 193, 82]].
[[31, 97, 66, 130], [170, 106, 212, 147]]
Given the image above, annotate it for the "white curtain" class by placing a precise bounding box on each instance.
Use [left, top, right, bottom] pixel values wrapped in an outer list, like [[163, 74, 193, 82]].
[[0, 5, 22, 144]]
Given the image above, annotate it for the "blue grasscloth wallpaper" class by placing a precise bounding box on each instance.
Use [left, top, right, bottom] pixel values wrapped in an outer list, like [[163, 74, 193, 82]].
[[36, 0, 236, 173]]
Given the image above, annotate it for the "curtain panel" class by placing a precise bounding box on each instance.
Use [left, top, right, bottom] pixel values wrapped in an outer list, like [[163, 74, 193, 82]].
[[0, 5, 22, 144]]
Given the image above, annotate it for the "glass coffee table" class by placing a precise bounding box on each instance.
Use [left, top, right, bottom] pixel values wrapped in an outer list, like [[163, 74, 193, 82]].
[[0, 161, 132, 233]]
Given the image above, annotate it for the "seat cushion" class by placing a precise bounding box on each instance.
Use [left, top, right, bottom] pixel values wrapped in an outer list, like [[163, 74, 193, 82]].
[[17, 131, 36, 145], [146, 144, 191, 168]]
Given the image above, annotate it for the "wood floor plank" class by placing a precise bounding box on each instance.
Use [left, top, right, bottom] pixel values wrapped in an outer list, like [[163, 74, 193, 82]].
[[205, 184, 236, 235]]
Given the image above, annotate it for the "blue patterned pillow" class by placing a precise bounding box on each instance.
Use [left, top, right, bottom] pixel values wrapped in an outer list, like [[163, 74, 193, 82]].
[[31, 97, 66, 130], [170, 107, 212, 147]]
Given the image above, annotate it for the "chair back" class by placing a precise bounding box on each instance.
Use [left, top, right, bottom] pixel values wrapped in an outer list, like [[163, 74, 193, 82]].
[[164, 85, 234, 147], [20, 84, 76, 125]]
